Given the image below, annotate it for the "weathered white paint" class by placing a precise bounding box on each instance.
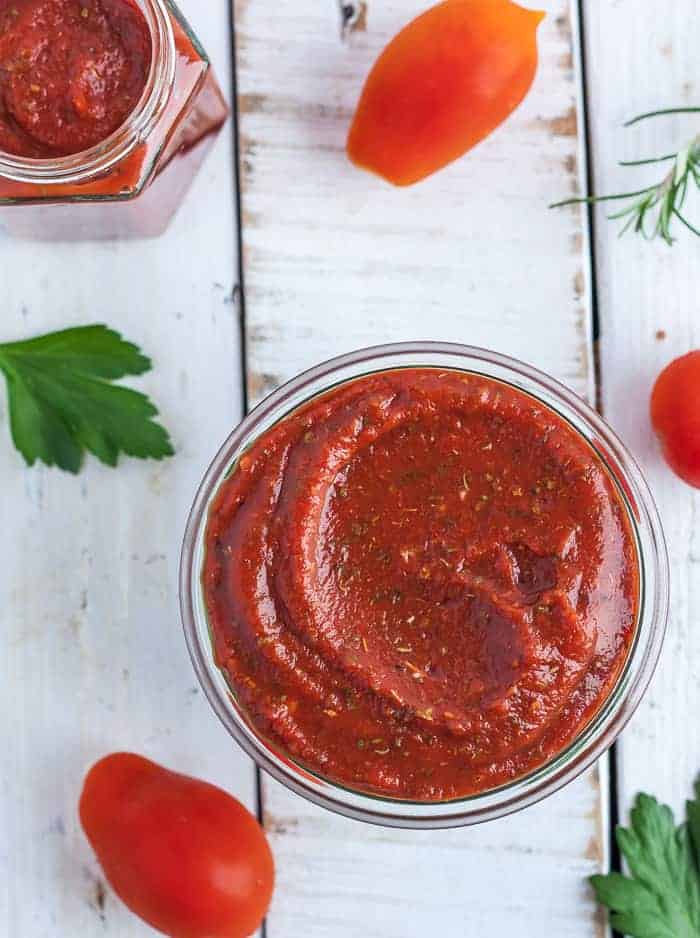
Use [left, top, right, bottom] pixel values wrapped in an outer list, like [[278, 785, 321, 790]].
[[0, 3, 257, 936], [263, 770, 609, 938], [236, 0, 594, 404], [235, 2, 608, 936], [584, 0, 700, 821], [13, 0, 689, 930]]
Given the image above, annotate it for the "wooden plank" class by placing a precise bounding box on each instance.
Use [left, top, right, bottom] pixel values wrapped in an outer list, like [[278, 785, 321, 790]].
[[234, 2, 607, 935], [263, 770, 609, 938], [0, 3, 255, 935], [237, 0, 594, 405], [583, 0, 700, 818]]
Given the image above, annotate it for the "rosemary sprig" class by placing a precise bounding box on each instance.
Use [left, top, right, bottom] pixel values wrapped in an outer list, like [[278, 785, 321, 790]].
[[551, 106, 700, 245]]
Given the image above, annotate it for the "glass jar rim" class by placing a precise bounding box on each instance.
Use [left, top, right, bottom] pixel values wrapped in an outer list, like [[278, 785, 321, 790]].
[[180, 341, 669, 829], [0, 0, 176, 185]]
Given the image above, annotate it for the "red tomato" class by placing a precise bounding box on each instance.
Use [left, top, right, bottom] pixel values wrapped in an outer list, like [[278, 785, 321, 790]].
[[79, 753, 274, 938], [651, 351, 700, 487], [347, 0, 544, 186]]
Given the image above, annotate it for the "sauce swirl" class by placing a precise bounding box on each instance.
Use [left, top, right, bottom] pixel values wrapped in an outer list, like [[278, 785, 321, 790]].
[[204, 369, 638, 801]]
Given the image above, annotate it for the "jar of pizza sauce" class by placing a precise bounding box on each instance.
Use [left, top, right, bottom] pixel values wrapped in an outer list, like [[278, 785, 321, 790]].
[[0, 0, 228, 239], [181, 342, 669, 828]]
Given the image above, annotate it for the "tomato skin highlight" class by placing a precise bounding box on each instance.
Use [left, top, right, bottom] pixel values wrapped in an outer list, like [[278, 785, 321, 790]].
[[346, 0, 545, 186], [79, 753, 274, 938], [651, 351, 700, 488]]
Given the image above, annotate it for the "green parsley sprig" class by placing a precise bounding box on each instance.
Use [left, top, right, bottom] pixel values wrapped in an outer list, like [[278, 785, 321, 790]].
[[0, 324, 174, 474], [551, 106, 700, 245], [592, 783, 700, 937]]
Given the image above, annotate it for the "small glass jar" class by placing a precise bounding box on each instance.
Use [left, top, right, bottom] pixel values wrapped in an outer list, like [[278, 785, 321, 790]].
[[0, 0, 228, 240], [180, 343, 669, 829]]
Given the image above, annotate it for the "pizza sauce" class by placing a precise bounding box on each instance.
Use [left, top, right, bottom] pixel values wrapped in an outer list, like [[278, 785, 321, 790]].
[[0, 0, 151, 158], [203, 369, 639, 801]]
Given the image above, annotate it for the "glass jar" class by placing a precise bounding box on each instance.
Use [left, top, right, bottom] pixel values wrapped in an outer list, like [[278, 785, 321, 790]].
[[0, 0, 228, 240], [180, 343, 669, 829]]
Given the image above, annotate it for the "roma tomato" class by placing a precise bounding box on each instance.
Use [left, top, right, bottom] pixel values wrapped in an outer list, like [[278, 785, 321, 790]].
[[347, 0, 544, 186], [79, 753, 274, 938], [651, 351, 700, 488]]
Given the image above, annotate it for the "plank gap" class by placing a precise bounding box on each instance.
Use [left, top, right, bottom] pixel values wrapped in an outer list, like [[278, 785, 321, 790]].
[[229, 0, 251, 417], [229, 2, 267, 935], [573, 7, 620, 932]]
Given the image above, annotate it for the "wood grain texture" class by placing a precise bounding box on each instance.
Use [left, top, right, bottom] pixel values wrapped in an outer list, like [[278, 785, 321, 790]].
[[234, 2, 607, 935], [236, 0, 594, 404], [583, 0, 700, 818], [0, 3, 255, 935], [263, 770, 609, 938]]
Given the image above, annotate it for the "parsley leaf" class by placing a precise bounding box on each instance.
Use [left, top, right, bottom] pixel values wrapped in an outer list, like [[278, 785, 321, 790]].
[[591, 789, 700, 937], [0, 324, 174, 473]]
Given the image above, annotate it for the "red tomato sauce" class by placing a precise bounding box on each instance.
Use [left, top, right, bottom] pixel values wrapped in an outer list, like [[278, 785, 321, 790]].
[[0, 0, 150, 157], [203, 369, 639, 801]]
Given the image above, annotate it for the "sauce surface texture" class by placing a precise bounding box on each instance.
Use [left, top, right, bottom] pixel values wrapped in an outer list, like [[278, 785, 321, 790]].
[[204, 369, 639, 801], [0, 0, 150, 157]]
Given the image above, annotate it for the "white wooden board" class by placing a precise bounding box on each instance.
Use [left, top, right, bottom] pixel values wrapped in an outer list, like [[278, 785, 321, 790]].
[[11, 0, 693, 933], [234, 1, 607, 935], [0, 3, 257, 935], [236, 0, 593, 404], [584, 0, 700, 820]]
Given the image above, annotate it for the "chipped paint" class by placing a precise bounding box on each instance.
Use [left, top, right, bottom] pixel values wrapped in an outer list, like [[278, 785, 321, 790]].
[[239, 92, 267, 114], [554, 11, 570, 40], [85, 871, 107, 924], [558, 50, 574, 71], [94, 880, 106, 920], [594, 904, 609, 938], [265, 815, 300, 836], [340, 1, 368, 38], [531, 106, 578, 138], [583, 835, 602, 862], [239, 93, 351, 123], [552, 107, 578, 137], [241, 209, 261, 229], [248, 371, 283, 402]]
